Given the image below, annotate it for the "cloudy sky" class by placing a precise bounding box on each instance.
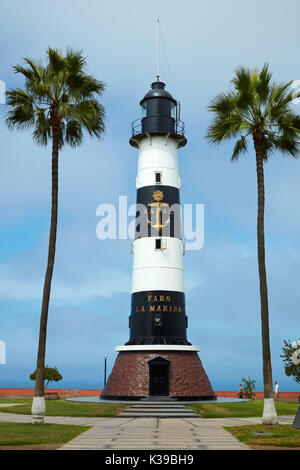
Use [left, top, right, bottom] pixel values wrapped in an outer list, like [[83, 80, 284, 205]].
[[0, 0, 299, 392]]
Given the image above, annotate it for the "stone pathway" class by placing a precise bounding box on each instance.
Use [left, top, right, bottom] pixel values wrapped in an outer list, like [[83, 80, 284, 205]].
[[0, 411, 294, 450], [0, 404, 26, 408], [58, 417, 252, 450]]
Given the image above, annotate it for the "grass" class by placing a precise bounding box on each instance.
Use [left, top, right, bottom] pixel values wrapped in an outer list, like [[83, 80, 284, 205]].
[[1, 398, 298, 420], [0, 421, 88, 447], [0, 398, 127, 417], [0, 399, 29, 404], [186, 400, 299, 418], [225, 424, 300, 448]]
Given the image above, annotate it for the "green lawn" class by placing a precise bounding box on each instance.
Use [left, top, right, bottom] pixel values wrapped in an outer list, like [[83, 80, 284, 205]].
[[0, 399, 29, 404], [1, 398, 298, 420], [0, 399, 127, 417], [0, 421, 88, 447], [225, 424, 300, 448], [186, 400, 299, 418]]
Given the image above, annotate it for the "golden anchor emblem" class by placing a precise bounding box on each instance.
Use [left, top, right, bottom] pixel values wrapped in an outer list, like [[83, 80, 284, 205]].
[[145, 190, 171, 232]]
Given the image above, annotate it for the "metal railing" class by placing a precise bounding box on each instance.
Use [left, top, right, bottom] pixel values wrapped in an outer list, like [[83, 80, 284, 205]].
[[131, 118, 142, 136], [131, 118, 185, 137]]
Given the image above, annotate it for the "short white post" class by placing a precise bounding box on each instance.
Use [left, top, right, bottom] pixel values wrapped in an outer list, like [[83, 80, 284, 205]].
[[31, 396, 46, 424]]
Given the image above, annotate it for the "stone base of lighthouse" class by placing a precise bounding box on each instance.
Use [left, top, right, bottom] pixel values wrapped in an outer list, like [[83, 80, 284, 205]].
[[100, 349, 216, 401]]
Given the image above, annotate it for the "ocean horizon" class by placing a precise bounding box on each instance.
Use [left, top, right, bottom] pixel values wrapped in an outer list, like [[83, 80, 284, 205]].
[[1, 379, 299, 393]]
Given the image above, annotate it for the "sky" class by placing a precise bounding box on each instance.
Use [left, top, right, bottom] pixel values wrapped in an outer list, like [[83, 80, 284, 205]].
[[0, 0, 299, 392]]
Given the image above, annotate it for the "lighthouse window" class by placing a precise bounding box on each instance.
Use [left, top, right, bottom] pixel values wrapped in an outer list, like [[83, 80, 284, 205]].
[[155, 238, 167, 250], [171, 102, 176, 119], [141, 102, 147, 118], [155, 172, 162, 183]]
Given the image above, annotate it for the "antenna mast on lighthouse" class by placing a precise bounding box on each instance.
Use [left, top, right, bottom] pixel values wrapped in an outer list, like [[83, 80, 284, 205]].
[[156, 18, 160, 81]]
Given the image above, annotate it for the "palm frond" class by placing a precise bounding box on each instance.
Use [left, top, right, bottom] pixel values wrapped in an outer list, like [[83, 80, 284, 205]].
[[231, 135, 248, 161], [65, 120, 83, 147], [207, 63, 300, 161], [32, 108, 51, 145], [6, 88, 33, 107], [13, 64, 36, 81], [65, 48, 86, 74], [208, 92, 236, 116], [67, 72, 105, 100], [70, 99, 105, 137], [6, 48, 106, 148], [47, 47, 65, 74], [24, 58, 44, 81], [6, 102, 34, 130], [256, 63, 272, 104], [231, 66, 253, 93], [273, 134, 300, 158]]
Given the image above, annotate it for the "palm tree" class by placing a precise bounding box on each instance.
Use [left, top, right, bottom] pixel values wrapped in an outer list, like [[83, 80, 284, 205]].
[[6, 48, 105, 423], [206, 64, 300, 425]]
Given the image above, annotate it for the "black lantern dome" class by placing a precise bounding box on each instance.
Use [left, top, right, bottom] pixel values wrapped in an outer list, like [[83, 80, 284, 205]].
[[130, 80, 187, 148], [140, 80, 175, 103]]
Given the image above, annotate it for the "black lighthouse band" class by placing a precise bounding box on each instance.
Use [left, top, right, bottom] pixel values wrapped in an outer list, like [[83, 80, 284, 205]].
[[127, 290, 190, 346], [135, 185, 182, 239]]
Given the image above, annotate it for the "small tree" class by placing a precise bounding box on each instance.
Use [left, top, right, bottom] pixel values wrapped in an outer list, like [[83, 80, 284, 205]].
[[30, 366, 63, 389], [242, 376, 256, 399], [281, 340, 300, 384]]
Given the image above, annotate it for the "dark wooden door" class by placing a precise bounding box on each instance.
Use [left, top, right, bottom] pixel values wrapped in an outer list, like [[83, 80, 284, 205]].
[[149, 358, 170, 396]]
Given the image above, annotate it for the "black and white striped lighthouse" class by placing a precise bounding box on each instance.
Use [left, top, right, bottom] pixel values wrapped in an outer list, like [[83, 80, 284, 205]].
[[101, 80, 216, 401]]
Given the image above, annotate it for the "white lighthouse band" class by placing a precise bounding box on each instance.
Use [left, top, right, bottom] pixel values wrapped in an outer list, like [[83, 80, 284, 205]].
[[136, 136, 180, 189], [132, 236, 184, 293]]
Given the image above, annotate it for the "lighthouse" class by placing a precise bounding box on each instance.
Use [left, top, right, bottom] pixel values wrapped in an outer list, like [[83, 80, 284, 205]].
[[101, 80, 216, 401]]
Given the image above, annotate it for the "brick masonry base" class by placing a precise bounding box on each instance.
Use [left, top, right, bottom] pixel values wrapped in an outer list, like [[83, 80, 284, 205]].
[[101, 351, 216, 400]]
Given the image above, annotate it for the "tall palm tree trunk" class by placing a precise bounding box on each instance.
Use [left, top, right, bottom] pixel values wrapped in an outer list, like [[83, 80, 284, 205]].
[[32, 108, 59, 423], [254, 131, 278, 424]]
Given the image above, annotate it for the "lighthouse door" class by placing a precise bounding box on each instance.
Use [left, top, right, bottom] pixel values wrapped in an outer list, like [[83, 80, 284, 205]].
[[148, 357, 170, 397]]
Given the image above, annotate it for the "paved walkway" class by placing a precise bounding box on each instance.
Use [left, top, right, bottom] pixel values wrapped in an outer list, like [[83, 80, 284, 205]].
[[59, 417, 250, 450], [0, 404, 25, 408], [0, 410, 295, 450]]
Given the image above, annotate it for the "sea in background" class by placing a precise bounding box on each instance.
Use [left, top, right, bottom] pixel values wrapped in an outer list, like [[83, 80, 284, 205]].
[[1, 376, 299, 393]]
